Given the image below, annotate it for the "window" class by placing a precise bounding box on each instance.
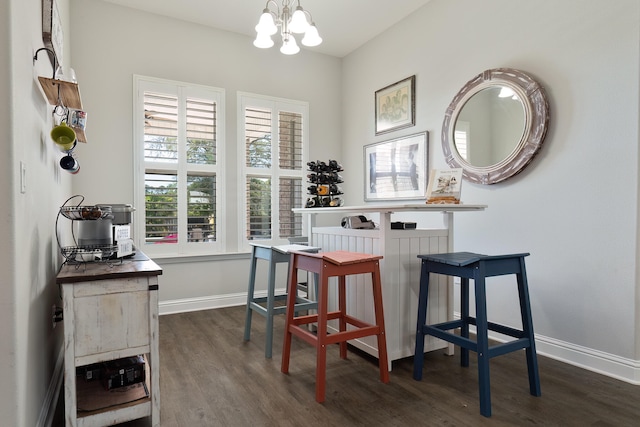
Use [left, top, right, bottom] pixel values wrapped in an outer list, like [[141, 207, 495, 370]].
[[134, 76, 225, 256], [454, 120, 469, 161], [238, 93, 308, 251]]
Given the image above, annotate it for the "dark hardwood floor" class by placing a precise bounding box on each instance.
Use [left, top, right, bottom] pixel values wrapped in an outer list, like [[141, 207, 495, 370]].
[[56, 306, 640, 426]]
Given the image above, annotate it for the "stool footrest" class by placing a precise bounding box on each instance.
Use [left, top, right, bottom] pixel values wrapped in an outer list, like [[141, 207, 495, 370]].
[[323, 326, 381, 345], [249, 301, 284, 316], [423, 318, 531, 357], [250, 295, 288, 305], [290, 312, 382, 345], [290, 310, 341, 326], [488, 338, 532, 359], [427, 318, 527, 340], [289, 322, 382, 346], [249, 297, 317, 318], [485, 321, 526, 339], [423, 325, 477, 352]]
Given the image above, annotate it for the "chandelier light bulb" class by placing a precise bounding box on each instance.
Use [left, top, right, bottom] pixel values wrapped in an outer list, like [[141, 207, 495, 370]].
[[255, 9, 278, 36], [289, 6, 310, 34], [254, 33, 275, 49], [301, 23, 322, 47], [280, 35, 300, 55]]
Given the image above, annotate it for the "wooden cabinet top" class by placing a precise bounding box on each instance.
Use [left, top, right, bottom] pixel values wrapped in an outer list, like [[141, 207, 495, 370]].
[[56, 252, 162, 284]]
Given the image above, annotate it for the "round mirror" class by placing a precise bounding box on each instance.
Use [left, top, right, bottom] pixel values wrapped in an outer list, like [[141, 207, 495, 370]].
[[442, 68, 549, 184]]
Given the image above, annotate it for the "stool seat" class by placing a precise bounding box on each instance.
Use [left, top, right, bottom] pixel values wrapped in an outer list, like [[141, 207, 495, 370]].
[[413, 251, 541, 417], [281, 250, 389, 402], [244, 242, 320, 358], [291, 249, 383, 265], [419, 251, 530, 266]]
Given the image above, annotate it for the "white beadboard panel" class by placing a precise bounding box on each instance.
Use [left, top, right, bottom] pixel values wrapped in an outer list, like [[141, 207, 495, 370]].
[[312, 226, 449, 365]]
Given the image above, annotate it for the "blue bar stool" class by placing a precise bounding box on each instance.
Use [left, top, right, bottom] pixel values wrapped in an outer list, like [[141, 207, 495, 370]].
[[413, 252, 541, 417], [244, 243, 320, 358]]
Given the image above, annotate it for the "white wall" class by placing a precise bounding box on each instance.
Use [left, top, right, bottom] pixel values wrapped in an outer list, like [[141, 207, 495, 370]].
[[0, 0, 12, 421], [3, 0, 72, 425], [69, 0, 342, 304], [342, 0, 640, 378]]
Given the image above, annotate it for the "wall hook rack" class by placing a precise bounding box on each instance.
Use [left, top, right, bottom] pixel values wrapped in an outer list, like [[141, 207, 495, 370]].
[[34, 48, 87, 142]]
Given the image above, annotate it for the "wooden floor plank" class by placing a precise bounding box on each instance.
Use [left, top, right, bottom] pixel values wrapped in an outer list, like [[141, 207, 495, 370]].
[[55, 306, 640, 426]]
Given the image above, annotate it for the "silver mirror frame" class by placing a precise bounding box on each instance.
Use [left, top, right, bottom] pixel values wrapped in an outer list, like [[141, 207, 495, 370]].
[[442, 68, 549, 184]]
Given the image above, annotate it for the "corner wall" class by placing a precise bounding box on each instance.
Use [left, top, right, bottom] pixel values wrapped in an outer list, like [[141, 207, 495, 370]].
[[5, 0, 71, 425], [0, 0, 15, 421]]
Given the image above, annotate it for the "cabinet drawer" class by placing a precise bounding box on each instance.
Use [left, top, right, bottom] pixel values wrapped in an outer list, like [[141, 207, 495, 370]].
[[72, 289, 150, 358]]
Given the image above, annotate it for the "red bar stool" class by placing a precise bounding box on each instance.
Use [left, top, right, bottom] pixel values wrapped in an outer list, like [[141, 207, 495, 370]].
[[281, 250, 390, 403]]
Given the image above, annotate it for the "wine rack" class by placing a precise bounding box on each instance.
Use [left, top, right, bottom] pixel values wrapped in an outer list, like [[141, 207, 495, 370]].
[[305, 159, 344, 208]]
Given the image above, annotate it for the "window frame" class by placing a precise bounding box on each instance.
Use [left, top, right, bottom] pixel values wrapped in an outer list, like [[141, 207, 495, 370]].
[[133, 75, 225, 258], [237, 92, 309, 253]]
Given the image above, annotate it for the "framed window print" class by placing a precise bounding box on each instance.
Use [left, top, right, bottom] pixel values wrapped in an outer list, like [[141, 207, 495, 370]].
[[375, 75, 415, 135], [364, 131, 428, 201]]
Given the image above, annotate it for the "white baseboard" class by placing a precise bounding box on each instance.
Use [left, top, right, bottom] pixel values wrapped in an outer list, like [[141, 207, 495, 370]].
[[38, 345, 64, 427], [159, 292, 249, 315], [535, 334, 640, 385]]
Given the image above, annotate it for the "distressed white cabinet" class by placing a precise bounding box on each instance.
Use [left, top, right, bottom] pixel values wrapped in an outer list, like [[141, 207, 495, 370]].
[[56, 253, 162, 427], [294, 204, 486, 368]]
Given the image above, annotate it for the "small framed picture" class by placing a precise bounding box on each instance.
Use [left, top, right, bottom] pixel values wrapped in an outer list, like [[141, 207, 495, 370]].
[[375, 75, 415, 135], [364, 131, 428, 201]]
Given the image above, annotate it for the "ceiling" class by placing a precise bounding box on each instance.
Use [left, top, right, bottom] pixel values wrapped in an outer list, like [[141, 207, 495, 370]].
[[101, 0, 432, 58]]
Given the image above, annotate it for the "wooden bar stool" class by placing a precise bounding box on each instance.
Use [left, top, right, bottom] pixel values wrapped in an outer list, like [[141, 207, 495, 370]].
[[281, 250, 390, 403], [244, 243, 320, 358], [413, 252, 541, 417]]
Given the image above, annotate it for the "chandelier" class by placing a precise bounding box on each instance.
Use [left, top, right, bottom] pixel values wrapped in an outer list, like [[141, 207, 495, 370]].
[[253, 0, 323, 55]]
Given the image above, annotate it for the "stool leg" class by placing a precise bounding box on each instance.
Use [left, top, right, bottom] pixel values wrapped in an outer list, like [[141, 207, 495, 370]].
[[517, 260, 541, 397], [281, 254, 299, 374], [243, 246, 259, 341], [460, 277, 470, 367], [371, 263, 390, 383], [338, 275, 348, 359], [413, 260, 430, 381], [316, 268, 329, 402], [264, 255, 278, 359], [474, 272, 491, 417]]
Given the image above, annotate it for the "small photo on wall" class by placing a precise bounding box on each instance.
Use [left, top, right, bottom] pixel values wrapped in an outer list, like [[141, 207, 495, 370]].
[[375, 75, 415, 135]]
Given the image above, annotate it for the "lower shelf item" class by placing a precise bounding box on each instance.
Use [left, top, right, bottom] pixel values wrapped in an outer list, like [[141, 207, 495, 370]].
[[77, 378, 149, 413]]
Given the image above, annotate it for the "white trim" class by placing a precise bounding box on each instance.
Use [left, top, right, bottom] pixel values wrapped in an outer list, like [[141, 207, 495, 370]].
[[535, 334, 640, 385], [158, 289, 284, 315], [37, 345, 64, 427], [159, 293, 245, 315]]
